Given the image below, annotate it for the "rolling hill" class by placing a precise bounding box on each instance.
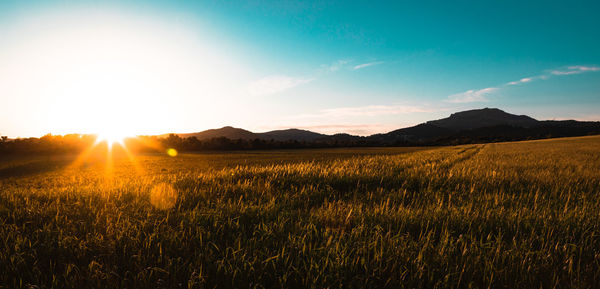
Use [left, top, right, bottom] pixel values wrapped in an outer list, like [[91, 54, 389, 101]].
[[163, 108, 600, 146], [173, 127, 326, 142], [426, 107, 539, 130]]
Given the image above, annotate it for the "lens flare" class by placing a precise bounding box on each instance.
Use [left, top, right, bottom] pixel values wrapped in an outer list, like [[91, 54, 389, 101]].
[[150, 183, 178, 210], [166, 148, 178, 157]]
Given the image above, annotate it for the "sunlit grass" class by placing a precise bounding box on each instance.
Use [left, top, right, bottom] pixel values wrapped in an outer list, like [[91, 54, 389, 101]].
[[1, 136, 599, 288]]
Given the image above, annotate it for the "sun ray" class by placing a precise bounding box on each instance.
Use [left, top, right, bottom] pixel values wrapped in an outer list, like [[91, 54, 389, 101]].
[[68, 134, 164, 183], [118, 141, 145, 176], [68, 136, 104, 170], [105, 148, 113, 179]]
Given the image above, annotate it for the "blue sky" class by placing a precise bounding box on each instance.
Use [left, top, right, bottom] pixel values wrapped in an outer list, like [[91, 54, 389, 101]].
[[0, 0, 599, 137]]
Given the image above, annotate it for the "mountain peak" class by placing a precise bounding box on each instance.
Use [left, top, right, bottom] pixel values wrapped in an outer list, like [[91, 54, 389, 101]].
[[158, 107, 599, 145], [174, 126, 326, 141], [218, 126, 242, 130], [260, 128, 326, 141], [450, 107, 500, 115], [429, 108, 538, 130], [177, 126, 255, 140]]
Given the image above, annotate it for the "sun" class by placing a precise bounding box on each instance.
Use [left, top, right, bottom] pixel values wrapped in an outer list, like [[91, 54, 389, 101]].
[[0, 9, 246, 139], [95, 129, 132, 147], [88, 114, 137, 148]]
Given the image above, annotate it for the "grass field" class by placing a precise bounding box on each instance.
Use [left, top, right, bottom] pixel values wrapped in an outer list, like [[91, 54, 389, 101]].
[[1, 136, 600, 288]]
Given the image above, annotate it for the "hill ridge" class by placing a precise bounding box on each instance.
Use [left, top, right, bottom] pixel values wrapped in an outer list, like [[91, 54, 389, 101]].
[[162, 108, 600, 144]]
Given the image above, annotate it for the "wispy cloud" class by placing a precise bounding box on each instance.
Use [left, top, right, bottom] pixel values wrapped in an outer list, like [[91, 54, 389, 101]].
[[507, 77, 533, 85], [551, 65, 600, 75], [353, 61, 384, 70], [267, 104, 444, 135], [303, 104, 437, 118], [537, 114, 600, 122], [320, 59, 352, 73], [248, 59, 350, 96], [319, 59, 385, 72], [249, 59, 386, 96], [575, 114, 600, 121], [446, 87, 497, 103], [506, 65, 599, 85], [247, 75, 314, 96], [448, 64, 599, 103]]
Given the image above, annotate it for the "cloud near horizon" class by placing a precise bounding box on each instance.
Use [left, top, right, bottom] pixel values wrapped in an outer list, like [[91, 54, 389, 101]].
[[310, 104, 437, 118], [261, 123, 401, 136], [247, 75, 314, 96], [268, 103, 444, 135]]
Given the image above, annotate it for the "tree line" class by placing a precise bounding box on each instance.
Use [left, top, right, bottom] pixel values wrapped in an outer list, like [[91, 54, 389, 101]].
[[3, 122, 600, 155], [0, 133, 376, 155]]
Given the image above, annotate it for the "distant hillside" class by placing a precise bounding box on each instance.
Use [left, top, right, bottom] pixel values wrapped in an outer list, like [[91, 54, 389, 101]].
[[160, 108, 600, 147], [427, 108, 539, 130], [4, 108, 600, 155], [370, 108, 542, 143], [176, 126, 256, 140], [370, 123, 455, 143], [369, 108, 600, 144], [173, 127, 326, 142], [259, 129, 326, 142]]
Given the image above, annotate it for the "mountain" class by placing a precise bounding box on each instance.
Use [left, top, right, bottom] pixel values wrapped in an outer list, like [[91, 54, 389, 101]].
[[371, 108, 600, 144], [426, 108, 539, 130], [177, 126, 256, 140], [162, 108, 600, 147], [174, 127, 326, 142], [259, 129, 326, 142], [371, 108, 539, 143], [371, 123, 455, 143]]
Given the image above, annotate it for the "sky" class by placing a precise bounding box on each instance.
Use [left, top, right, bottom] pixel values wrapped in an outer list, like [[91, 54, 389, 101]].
[[0, 0, 599, 137]]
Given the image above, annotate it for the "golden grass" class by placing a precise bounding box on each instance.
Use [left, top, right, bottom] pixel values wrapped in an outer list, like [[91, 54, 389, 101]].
[[1, 136, 599, 288]]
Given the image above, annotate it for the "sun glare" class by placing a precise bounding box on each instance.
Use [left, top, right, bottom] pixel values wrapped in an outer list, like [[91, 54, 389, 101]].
[[91, 118, 136, 147], [0, 9, 249, 138], [95, 131, 129, 147]]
